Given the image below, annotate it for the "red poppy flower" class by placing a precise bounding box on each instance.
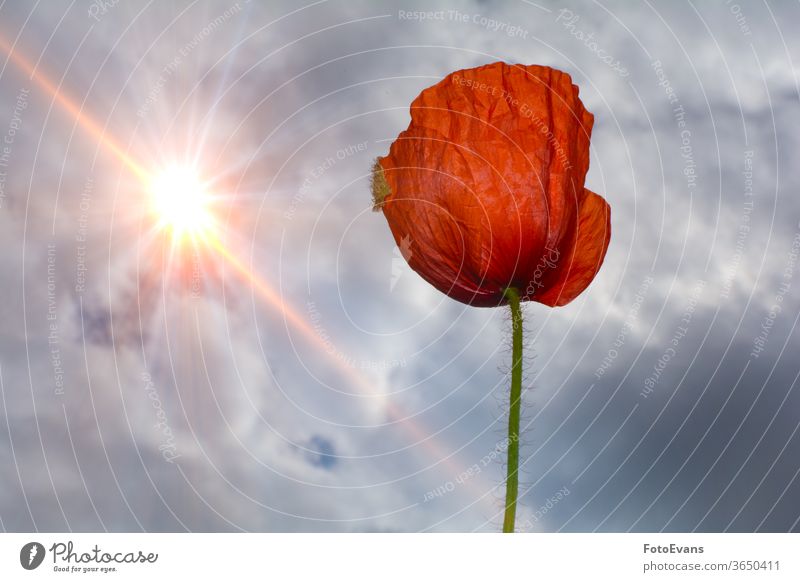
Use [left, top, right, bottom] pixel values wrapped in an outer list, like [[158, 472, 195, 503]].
[[372, 61, 610, 307]]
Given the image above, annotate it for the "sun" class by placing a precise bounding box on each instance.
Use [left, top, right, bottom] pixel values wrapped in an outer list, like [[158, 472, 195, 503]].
[[148, 165, 215, 241]]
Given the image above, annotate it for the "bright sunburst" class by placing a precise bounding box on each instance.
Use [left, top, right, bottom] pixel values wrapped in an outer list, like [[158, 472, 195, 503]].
[[149, 165, 215, 241]]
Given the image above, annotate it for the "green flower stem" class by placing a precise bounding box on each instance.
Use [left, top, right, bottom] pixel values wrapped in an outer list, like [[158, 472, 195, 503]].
[[502, 287, 523, 533]]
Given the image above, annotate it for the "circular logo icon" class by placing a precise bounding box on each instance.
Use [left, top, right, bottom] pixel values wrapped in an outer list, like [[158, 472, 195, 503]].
[[20, 542, 45, 570]]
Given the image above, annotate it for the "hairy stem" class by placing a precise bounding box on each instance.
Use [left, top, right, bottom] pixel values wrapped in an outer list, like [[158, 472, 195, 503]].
[[503, 287, 523, 533]]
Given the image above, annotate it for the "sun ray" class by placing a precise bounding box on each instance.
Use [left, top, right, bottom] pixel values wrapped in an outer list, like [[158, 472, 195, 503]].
[[0, 33, 151, 181]]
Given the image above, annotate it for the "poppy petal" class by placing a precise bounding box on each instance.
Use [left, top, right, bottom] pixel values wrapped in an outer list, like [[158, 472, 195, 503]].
[[531, 188, 611, 307]]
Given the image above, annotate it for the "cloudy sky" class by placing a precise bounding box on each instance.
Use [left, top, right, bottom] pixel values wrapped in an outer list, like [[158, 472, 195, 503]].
[[0, 0, 798, 533]]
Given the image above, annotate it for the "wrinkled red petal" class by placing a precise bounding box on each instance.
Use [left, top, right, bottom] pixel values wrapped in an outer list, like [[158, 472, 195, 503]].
[[376, 62, 610, 308], [531, 189, 611, 307]]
